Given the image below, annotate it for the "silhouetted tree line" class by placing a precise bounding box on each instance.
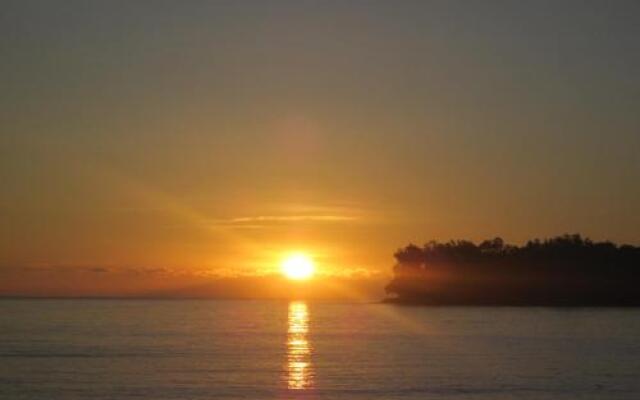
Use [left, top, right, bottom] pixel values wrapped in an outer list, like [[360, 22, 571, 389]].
[[385, 234, 640, 306]]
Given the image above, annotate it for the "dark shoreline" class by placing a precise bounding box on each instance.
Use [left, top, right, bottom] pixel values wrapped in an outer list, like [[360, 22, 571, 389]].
[[383, 298, 640, 307]]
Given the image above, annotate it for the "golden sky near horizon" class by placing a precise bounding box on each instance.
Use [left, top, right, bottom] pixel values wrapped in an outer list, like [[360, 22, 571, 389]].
[[1, 1, 639, 296]]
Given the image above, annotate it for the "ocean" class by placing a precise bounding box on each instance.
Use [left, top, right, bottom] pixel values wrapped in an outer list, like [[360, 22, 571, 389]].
[[1, 299, 639, 399]]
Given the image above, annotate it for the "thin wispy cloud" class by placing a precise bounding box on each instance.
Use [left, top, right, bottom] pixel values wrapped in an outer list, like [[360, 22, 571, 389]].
[[231, 215, 358, 223], [210, 214, 360, 229]]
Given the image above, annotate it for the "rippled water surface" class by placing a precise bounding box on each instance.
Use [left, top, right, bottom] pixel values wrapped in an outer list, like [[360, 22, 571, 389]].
[[1, 300, 640, 399]]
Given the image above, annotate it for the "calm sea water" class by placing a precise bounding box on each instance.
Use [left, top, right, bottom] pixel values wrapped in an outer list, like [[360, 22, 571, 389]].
[[1, 300, 639, 399]]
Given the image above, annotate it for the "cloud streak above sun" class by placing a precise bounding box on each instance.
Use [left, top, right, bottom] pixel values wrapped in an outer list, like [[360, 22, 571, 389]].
[[210, 214, 360, 229]]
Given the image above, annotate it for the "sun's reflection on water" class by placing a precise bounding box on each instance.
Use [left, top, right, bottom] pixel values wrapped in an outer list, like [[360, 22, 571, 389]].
[[286, 301, 313, 390]]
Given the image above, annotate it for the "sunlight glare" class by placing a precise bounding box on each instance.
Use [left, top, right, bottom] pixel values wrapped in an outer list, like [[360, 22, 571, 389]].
[[281, 253, 315, 280]]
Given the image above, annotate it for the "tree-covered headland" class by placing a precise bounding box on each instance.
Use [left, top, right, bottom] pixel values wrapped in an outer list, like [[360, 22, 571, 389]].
[[385, 234, 640, 306]]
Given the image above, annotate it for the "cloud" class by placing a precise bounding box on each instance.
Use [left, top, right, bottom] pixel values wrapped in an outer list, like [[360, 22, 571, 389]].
[[0, 264, 175, 275], [88, 267, 110, 273], [231, 215, 357, 223], [210, 214, 359, 228]]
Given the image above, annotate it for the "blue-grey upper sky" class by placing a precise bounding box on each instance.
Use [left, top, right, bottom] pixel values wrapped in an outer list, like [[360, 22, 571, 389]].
[[1, 1, 639, 293]]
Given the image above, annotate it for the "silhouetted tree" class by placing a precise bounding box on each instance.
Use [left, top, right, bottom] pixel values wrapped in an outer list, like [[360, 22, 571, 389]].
[[385, 234, 640, 306]]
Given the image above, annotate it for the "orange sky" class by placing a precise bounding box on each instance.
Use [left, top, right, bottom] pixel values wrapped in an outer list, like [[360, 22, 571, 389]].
[[1, 2, 639, 298]]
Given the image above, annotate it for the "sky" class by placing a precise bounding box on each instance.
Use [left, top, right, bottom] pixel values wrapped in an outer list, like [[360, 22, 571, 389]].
[[1, 0, 639, 297]]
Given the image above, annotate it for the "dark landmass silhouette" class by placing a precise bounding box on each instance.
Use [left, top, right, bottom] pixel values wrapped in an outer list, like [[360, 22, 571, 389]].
[[385, 234, 640, 306]]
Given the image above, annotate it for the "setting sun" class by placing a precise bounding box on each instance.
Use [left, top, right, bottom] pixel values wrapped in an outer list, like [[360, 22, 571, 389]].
[[281, 253, 315, 280]]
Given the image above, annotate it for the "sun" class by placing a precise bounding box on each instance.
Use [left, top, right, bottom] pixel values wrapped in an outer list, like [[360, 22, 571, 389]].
[[281, 253, 315, 280]]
